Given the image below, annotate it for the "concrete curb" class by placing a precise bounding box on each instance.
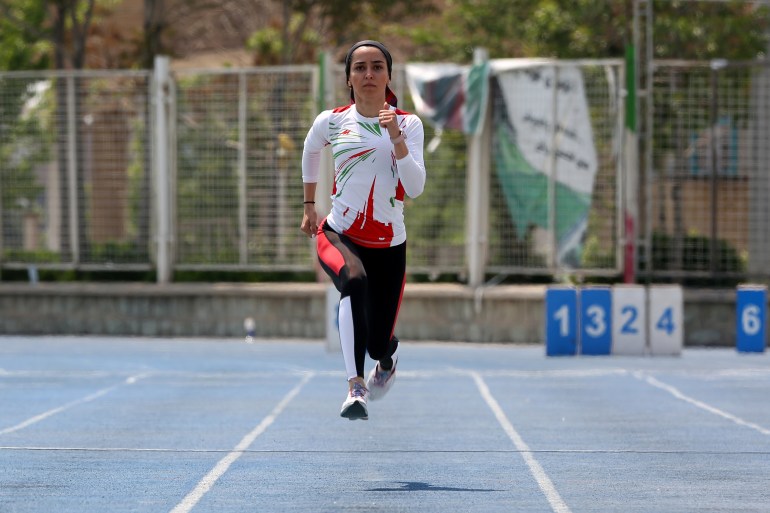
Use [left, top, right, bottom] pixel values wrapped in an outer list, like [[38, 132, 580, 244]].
[[0, 283, 750, 346]]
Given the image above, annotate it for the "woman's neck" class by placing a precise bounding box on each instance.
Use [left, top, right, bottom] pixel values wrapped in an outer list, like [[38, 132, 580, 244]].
[[354, 98, 382, 118]]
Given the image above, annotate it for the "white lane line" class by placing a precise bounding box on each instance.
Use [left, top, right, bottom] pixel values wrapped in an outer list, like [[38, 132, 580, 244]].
[[4, 446, 770, 455], [169, 372, 313, 513], [0, 369, 123, 378], [0, 373, 149, 436], [471, 372, 572, 513], [635, 372, 770, 436]]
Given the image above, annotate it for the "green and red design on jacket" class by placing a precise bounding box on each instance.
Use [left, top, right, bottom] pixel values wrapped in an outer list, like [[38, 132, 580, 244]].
[[329, 120, 381, 198]]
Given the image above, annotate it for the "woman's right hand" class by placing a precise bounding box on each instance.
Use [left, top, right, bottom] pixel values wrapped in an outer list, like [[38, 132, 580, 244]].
[[300, 205, 318, 238]]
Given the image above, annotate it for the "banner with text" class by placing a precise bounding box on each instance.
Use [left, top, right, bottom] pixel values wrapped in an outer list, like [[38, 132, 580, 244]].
[[492, 63, 598, 267]]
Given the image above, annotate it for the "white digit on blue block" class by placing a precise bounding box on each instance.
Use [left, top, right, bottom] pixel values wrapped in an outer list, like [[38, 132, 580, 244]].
[[546, 286, 578, 356], [554, 304, 570, 337], [742, 304, 761, 336], [736, 286, 766, 353], [585, 304, 606, 338]]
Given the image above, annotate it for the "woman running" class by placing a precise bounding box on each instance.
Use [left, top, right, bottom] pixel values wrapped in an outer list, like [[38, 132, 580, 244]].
[[300, 40, 426, 420]]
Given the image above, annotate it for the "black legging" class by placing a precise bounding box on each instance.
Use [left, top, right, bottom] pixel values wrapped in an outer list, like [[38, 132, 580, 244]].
[[317, 220, 405, 377]]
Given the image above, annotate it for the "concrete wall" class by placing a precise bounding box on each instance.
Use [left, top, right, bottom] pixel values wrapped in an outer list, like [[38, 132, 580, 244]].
[[0, 283, 748, 346]]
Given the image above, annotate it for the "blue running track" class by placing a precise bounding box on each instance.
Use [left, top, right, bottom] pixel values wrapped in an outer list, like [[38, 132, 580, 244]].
[[1, 336, 769, 512]]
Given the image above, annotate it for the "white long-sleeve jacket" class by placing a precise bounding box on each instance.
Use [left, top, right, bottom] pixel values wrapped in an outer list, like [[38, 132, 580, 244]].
[[302, 103, 426, 248]]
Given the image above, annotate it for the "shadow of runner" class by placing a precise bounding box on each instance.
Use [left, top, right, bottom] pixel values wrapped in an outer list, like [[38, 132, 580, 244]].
[[366, 481, 502, 492]]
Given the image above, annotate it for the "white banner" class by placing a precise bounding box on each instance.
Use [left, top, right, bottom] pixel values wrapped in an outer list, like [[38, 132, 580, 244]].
[[495, 65, 597, 195]]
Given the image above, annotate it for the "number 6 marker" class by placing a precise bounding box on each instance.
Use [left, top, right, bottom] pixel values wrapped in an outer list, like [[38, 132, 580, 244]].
[[736, 285, 767, 353]]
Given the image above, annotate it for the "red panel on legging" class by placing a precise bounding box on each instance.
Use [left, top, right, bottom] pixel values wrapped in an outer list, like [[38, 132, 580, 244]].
[[316, 228, 345, 276]]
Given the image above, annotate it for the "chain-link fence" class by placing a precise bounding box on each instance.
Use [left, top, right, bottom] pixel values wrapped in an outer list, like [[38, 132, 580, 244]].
[[0, 70, 152, 271], [1, 59, 626, 282], [172, 66, 317, 271], [643, 60, 770, 281]]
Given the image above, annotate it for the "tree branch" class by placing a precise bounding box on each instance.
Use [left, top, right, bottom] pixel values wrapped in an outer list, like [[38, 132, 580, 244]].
[[288, 10, 313, 63], [70, 0, 96, 68]]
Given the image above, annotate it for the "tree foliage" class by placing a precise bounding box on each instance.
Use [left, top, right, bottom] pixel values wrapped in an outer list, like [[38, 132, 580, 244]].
[[0, 1, 51, 71], [652, 1, 769, 60], [247, 12, 322, 65], [2, 1, 765, 70], [2, 0, 101, 69], [249, 0, 435, 65], [402, 0, 769, 62]]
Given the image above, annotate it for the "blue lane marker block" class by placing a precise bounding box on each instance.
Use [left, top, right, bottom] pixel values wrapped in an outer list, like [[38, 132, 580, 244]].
[[580, 287, 612, 355], [736, 286, 767, 353], [545, 286, 578, 356]]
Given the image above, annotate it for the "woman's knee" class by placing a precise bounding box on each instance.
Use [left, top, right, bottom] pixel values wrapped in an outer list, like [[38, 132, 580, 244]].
[[341, 271, 366, 298]]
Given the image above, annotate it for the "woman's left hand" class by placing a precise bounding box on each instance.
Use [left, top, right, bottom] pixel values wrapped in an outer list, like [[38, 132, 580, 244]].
[[379, 102, 399, 138]]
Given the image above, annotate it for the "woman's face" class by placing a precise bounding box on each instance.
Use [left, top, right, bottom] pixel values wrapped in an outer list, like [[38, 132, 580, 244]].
[[347, 46, 389, 102]]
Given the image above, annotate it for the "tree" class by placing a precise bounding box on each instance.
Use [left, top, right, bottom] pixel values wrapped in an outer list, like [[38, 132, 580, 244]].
[[248, 0, 435, 65], [402, 0, 769, 61], [0, 1, 51, 71], [0, 2, 52, 259], [139, 0, 236, 68], [0, 0, 99, 69], [0, 1, 102, 262]]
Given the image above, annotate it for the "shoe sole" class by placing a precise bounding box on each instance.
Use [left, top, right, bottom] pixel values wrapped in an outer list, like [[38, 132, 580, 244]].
[[340, 400, 368, 420]]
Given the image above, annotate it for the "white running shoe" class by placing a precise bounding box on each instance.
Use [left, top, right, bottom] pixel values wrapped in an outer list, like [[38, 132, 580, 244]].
[[366, 354, 398, 401], [340, 379, 369, 420]]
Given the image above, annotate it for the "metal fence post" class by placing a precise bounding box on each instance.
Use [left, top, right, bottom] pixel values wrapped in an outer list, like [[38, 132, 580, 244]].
[[749, 62, 770, 275], [709, 61, 723, 274], [66, 75, 80, 265], [0, 178, 3, 277], [466, 48, 491, 288], [547, 66, 559, 270], [238, 71, 248, 265], [316, 51, 334, 219], [154, 56, 172, 284]]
